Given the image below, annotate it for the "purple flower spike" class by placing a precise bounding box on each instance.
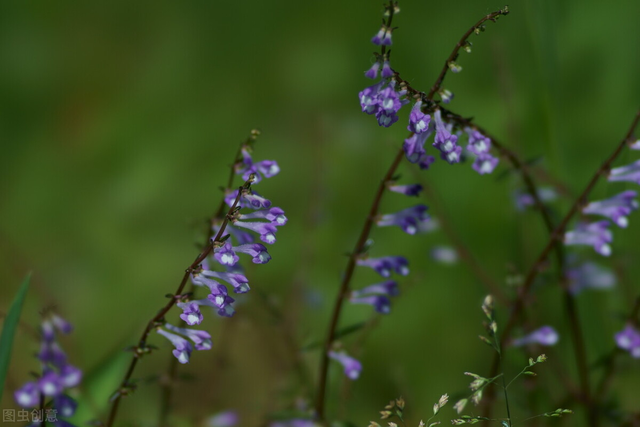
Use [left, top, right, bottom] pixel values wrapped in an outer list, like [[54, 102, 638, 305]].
[[512, 326, 559, 347], [233, 220, 278, 244], [38, 371, 63, 397], [466, 129, 492, 155], [359, 81, 385, 115], [234, 243, 271, 264], [364, 62, 380, 79], [403, 131, 430, 163], [566, 261, 616, 295], [615, 325, 640, 358], [377, 205, 430, 235], [417, 154, 436, 170], [157, 328, 193, 364], [240, 207, 288, 226], [433, 109, 459, 157], [407, 101, 431, 134], [352, 280, 399, 297], [381, 60, 393, 78], [472, 153, 499, 175], [59, 364, 82, 388], [202, 270, 250, 293], [214, 242, 240, 267], [165, 323, 213, 351], [14, 382, 39, 408], [564, 221, 613, 256], [350, 294, 391, 314], [388, 183, 423, 197], [328, 351, 362, 380], [178, 302, 204, 325], [609, 160, 640, 184], [208, 410, 240, 427], [582, 190, 639, 228], [357, 256, 409, 277], [54, 394, 78, 418]]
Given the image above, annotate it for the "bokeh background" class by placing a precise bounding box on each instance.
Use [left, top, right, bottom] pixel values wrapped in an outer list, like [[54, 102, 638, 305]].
[[1, 0, 639, 425]]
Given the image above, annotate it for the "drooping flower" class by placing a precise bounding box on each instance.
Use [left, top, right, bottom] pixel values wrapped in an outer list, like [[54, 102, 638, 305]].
[[351, 280, 400, 297], [371, 25, 392, 46], [381, 59, 393, 78], [466, 129, 492, 155], [359, 80, 386, 115], [472, 153, 499, 175], [615, 324, 640, 358], [157, 328, 193, 364], [407, 101, 431, 134], [430, 246, 458, 265], [364, 62, 380, 79], [439, 89, 454, 104], [564, 221, 613, 256], [511, 326, 559, 347], [417, 153, 436, 170], [349, 294, 391, 314], [403, 131, 431, 163], [375, 81, 403, 128], [432, 109, 460, 163], [566, 261, 616, 295], [240, 207, 288, 226], [377, 205, 430, 235], [232, 220, 278, 244], [514, 187, 558, 211], [328, 350, 362, 380], [164, 323, 213, 351], [200, 269, 250, 293], [582, 190, 638, 228], [357, 256, 409, 277], [608, 160, 640, 184], [388, 183, 423, 197]]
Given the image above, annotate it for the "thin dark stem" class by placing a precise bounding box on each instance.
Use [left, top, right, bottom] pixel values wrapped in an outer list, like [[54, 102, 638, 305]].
[[106, 180, 250, 427]]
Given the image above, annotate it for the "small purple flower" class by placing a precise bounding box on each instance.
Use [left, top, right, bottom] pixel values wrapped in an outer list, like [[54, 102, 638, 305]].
[[608, 160, 640, 184], [364, 62, 380, 79], [164, 323, 213, 351], [58, 364, 82, 388], [179, 295, 235, 318], [466, 129, 492, 155], [388, 183, 423, 197], [433, 109, 460, 160], [240, 207, 288, 226], [514, 187, 557, 211], [224, 224, 255, 245], [328, 351, 362, 380], [352, 280, 399, 297], [14, 382, 39, 408], [403, 131, 430, 163], [441, 145, 462, 165], [375, 83, 403, 128], [407, 101, 431, 134], [224, 189, 272, 210], [201, 270, 251, 293], [38, 371, 64, 397], [564, 221, 613, 256], [371, 26, 392, 46], [381, 60, 393, 78], [54, 394, 78, 418], [38, 341, 67, 367], [359, 81, 385, 115], [234, 243, 271, 264], [512, 326, 559, 347], [472, 153, 499, 175], [582, 190, 638, 228], [350, 294, 391, 314], [430, 246, 458, 265], [214, 242, 240, 267], [566, 261, 616, 295], [417, 153, 436, 170], [629, 139, 640, 150], [208, 410, 240, 427], [157, 328, 193, 364], [233, 220, 278, 244], [357, 256, 409, 277], [178, 302, 204, 325], [377, 205, 430, 235], [235, 148, 280, 184], [615, 325, 640, 358], [439, 89, 454, 104]]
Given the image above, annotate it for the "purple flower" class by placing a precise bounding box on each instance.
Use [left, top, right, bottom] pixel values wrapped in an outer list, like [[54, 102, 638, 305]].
[[377, 205, 430, 235], [417, 154, 436, 170], [582, 190, 638, 228], [208, 410, 240, 427], [270, 420, 317, 427], [403, 131, 430, 163], [240, 207, 287, 226], [225, 189, 272, 210], [388, 183, 423, 197], [235, 148, 280, 184], [214, 242, 240, 267], [433, 109, 460, 162], [178, 294, 236, 318], [357, 256, 409, 277], [514, 187, 557, 211], [371, 26, 392, 46], [466, 129, 492, 155], [407, 101, 431, 134], [224, 224, 255, 245], [381, 60, 393, 78], [38, 340, 67, 367], [14, 382, 39, 408], [472, 153, 499, 175], [375, 82, 403, 127], [234, 243, 271, 264], [512, 326, 559, 347], [350, 295, 391, 314], [58, 364, 82, 388], [564, 221, 613, 256], [178, 302, 204, 325], [157, 328, 193, 364], [201, 270, 251, 293], [430, 246, 458, 265], [328, 351, 362, 380], [54, 394, 78, 418], [364, 62, 380, 79], [38, 371, 64, 397], [358, 80, 385, 115], [164, 323, 213, 351], [352, 280, 400, 297], [233, 220, 278, 244], [608, 160, 640, 184], [615, 325, 640, 358], [629, 139, 640, 150], [566, 261, 616, 295], [439, 89, 454, 104]]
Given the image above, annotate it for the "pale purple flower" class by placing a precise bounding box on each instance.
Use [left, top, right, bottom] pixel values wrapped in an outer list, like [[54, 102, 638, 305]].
[[388, 183, 423, 197], [214, 242, 240, 267], [224, 189, 271, 210], [14, 382, 39, 408], [240, 207, 287, 226], [566, 262, 616, 295], [375, 82, 403, 127], [357, 256, 409, 277], [224, 224, 255, 245], [377, 204, 430, 235], [359, 81, 385, 115], [629, 139, 640, 150], [164, 323, 213, 351], [472, 154, 499, 175], [514, 187, 557, 211], [441, 145, 462, 164], [615, 325, 640, 358], [352, 280, 399, 297], [608, 160, 640, 184], [58, 364, 82, 388], [54, 394, 78, 418], [364, 62, 380, 79], [381, 60, 393, 78], [157, 328, 193, 364], [208, 410, 240, 427], [564, 221, 613, 256], [350, 295, 391, 314], [430, 246, 458, 265], [407, 101, 431, 134], [403, 131, 430, 163], [177, 302, 204, 325], [582, 190, 638, 228], [38, 371, 64, 397], [232, 220, 278, 244], [466, 129, 492, 155], [328, 351, 362, 380], [234, 243, 271, 264], [201, 270, 250, 293], [432, 109, 460, 162], [439, 89, 454, 104], [512, 326, 559, 347], [270, 420, 317, 427], [235, 148, 280, 184], [371, 26, 392, 45]]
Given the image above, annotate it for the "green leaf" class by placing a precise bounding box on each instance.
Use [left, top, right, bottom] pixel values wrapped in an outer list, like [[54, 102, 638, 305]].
[[0, 273, 31, 402]]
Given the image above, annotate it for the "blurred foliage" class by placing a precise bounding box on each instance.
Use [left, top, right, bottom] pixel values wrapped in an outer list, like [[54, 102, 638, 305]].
[[1, 0, 639, 425]]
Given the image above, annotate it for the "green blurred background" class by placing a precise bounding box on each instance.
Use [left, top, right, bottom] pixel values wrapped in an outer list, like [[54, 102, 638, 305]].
[[1, 0, 639, 425]]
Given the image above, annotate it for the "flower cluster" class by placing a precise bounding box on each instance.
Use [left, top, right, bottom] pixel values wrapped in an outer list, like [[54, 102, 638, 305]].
[[14, 313, 82, 424], [615, 324, 640, 358], [161, 144, 286, 364]]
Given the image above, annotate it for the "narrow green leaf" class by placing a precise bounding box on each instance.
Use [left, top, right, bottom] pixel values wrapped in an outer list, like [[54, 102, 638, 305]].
[[0, 273, 32, 402]]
